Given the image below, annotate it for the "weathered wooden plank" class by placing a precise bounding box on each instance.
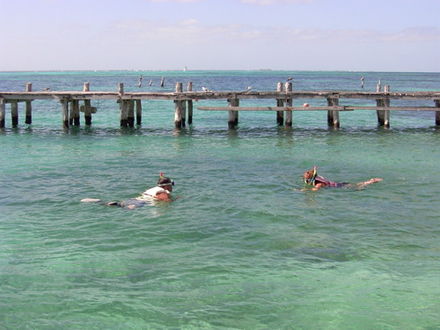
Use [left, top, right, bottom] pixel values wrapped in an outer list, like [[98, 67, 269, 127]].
[[198, 106, 439, 111], [353, 106, 437, 111], [198, 106, 348, 111]]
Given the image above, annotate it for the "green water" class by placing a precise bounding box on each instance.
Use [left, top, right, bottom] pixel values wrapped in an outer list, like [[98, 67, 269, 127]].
[[1, 71, 440, 329]]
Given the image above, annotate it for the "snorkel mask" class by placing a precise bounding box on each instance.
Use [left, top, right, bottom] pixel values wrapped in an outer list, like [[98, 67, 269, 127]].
[[157, 172, 175, 187], [303, 166, 317, 186]]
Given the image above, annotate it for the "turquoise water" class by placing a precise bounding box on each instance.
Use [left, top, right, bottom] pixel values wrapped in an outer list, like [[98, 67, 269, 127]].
[[1, 71, 440, 329]]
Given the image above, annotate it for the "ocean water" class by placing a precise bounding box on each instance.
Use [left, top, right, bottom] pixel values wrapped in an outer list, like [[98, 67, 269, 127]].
[[1, 70, 440, 329]]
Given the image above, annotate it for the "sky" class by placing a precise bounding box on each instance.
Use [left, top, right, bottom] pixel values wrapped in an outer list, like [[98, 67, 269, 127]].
[[0, 0, 439, 72]]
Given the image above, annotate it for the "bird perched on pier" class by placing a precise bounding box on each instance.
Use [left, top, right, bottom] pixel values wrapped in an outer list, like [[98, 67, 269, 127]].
[[201, 87, 210, 92]]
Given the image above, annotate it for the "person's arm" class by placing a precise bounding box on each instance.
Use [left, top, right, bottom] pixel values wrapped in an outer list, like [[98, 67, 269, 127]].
[[311, 183, 325, 191], [357, 178, 383, 188]]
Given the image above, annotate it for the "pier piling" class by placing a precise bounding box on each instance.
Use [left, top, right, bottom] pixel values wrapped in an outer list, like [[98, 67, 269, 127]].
[[120, 100, 129, 127], [127, 100, 135, 128], [435, 100, 440, 126], [25, 83, 32, 125], [327, 97, 340, 128], [285, 82, 293, 127], [71, 100, 80, 126], [83, 82, 92, 126], [11, 101, 18, 128], [228, 97, 239, 129], [187, 82, 193, 125], [0, 98, 5, 128], [61, 99, 69, 128], [174, 83, 184, 128], [376, 85, 391, 127], [276, 82, 284, 126], [135, 100, 142, 126]]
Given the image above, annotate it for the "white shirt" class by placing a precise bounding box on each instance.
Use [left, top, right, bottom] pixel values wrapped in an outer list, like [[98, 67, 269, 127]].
[[140, 186, 169, 199]]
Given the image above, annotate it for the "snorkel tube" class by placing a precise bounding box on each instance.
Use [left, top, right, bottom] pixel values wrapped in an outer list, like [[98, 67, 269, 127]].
[[304, 166, 318, 186], [157, 172, 175, 187]]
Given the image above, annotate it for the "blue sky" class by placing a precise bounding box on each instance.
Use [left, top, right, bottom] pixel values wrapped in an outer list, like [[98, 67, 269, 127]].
[[0, 0, 439, 71]]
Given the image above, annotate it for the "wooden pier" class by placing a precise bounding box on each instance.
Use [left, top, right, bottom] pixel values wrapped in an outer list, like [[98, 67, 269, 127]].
[[1, 82, 440, 129]]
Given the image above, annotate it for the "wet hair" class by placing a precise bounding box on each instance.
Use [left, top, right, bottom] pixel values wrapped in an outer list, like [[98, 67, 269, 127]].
[[157, 177, 173, 186]]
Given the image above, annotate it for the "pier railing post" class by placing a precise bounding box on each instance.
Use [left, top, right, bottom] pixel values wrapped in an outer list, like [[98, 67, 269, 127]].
[[25, 83, 32, 125], [83, 82, 92, 126], [285, 82, 293, 127], [187, 82, 193, 125], [435, 100, 440, 126], [327, 97, 340, 128], [0, 98, 5, 128], [11, 101, 18, 128], [174, 82, 184, 128], [135, 100, 142, 126], [276, 82, 284, 125]]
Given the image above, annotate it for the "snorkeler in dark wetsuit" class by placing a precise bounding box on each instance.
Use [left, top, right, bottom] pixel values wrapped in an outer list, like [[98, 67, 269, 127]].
[[303, 166, 382, 191]]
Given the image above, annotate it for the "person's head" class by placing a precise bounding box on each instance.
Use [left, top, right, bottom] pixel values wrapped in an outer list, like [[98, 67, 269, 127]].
[[303, 166, 317, 185], [157, 172, 174, 192]]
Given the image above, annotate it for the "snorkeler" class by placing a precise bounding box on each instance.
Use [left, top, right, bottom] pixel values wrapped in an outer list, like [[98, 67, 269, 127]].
[[302, 166, 382, 191], [81, 172, 175, 209]]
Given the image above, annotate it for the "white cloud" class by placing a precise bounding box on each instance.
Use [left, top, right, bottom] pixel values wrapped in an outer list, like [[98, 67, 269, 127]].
[[107, 19, 440, 46]]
